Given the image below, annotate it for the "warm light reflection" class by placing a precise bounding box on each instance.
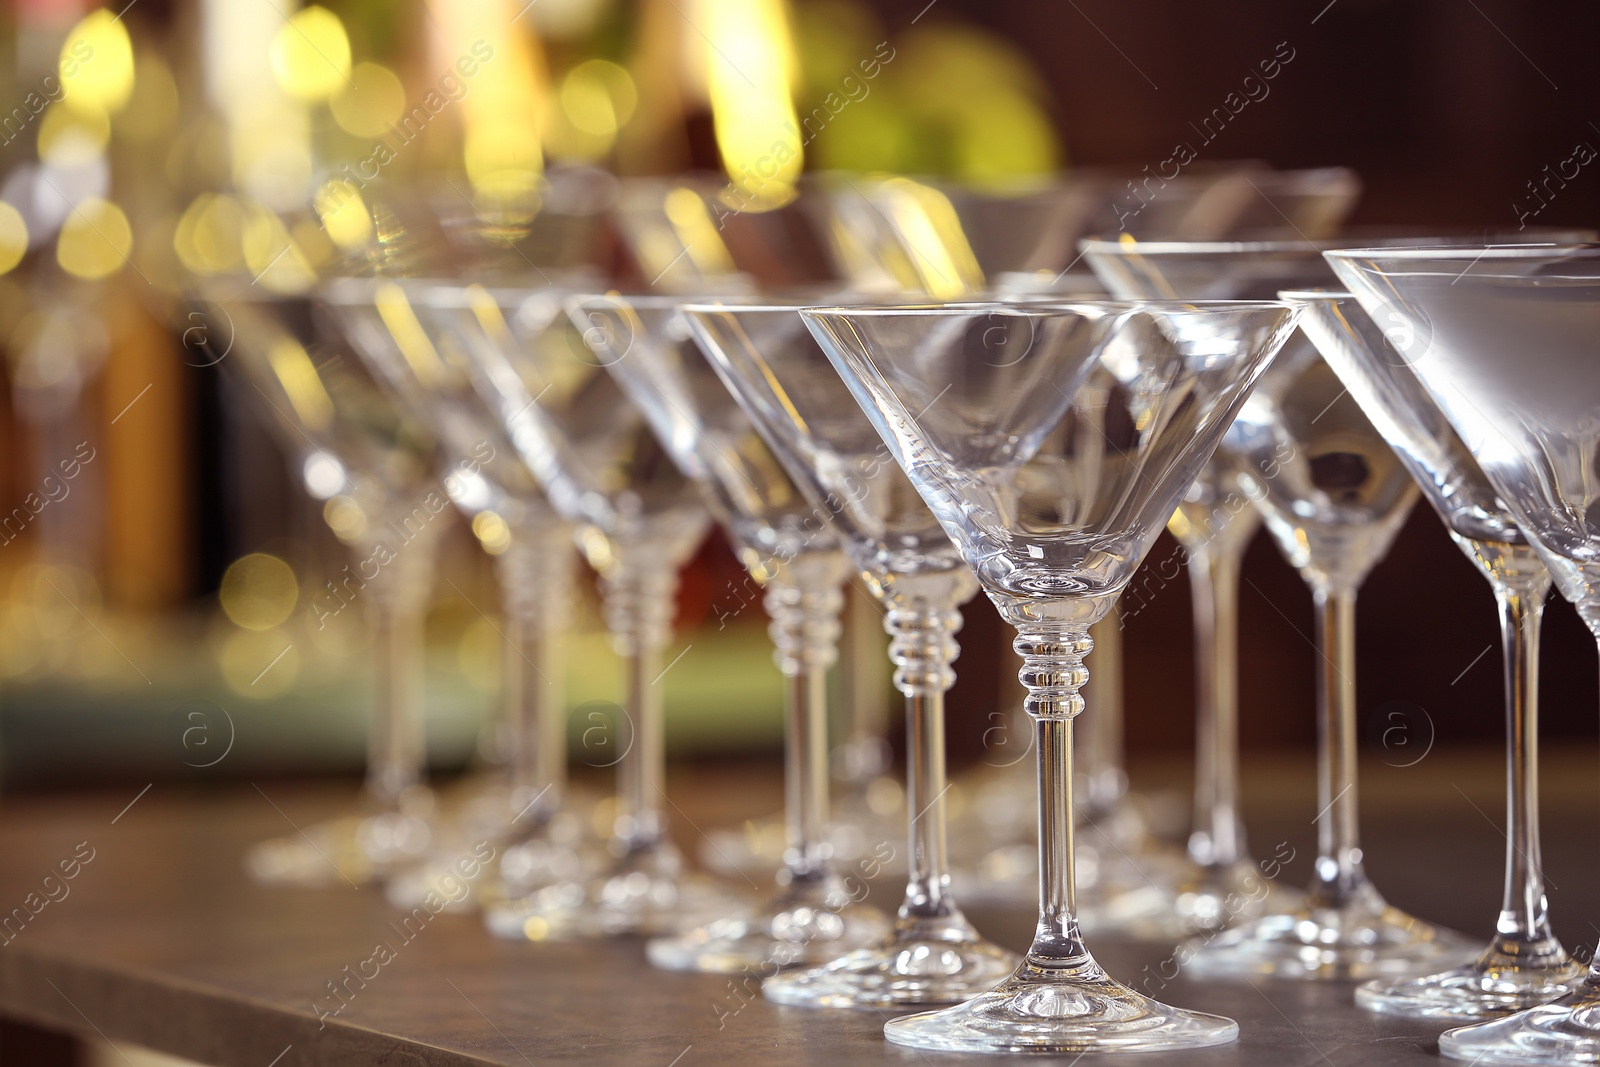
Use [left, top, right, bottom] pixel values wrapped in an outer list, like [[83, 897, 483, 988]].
[[220, 553, 300, 630], [698, 0, 802, 209], [57, 199, 133, 280], [0, 204, 26, 276], [270, 6, 353, 102], [313, 180, 374, 252], [471, 511, 512, 554], [60, 10, 136, 115], [433, 0, 548, 200], [266, 336, 335, 431], [878, 178, 983, 297], [330, 62, 406, 137]]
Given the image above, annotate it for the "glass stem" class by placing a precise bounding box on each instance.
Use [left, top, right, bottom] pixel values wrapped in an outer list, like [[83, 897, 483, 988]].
[[1077, 612, 1125, 817], [495, 523, 572, 824], [1309, 581, 1364, 906], [836, 585, 891, 783], [883, 578, 968, 931], [1189, 545, 1245, 869], [1015, 624, 1095, 967], [362, 526, 439, 807], [766, 552, 848, 884], [602, 551, 677, 851], [1490, 572, 1560, 959]]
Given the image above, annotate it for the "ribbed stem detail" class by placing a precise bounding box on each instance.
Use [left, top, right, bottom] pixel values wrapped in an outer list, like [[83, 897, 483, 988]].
[[1014, 628, 1093, 721], [886, 601, 961, 697]]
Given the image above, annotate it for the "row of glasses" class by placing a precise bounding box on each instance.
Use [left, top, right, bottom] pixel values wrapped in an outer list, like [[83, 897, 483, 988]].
[[570, 293, 891, 971], [321, 276, 598, 911], [196, 281, 444, 887], [415, 282, 728, 939], [808, 297, 1301, 1051], [1328, 243, 1600, 1065]]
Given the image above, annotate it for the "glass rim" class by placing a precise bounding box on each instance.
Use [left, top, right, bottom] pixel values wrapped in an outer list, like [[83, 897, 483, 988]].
[[784, 298, 1300, 317], [1277, 288, 1354, 301], [1079, 233, 1594, 257], [1323, 242, 1600, 262]]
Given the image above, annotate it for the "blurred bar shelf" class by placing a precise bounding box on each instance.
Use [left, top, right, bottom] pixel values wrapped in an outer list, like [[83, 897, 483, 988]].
[[0, 750, 1595, 1065]]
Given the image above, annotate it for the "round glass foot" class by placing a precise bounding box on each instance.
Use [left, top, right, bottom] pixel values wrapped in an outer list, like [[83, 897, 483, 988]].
[[245, 791, 436, 887], [386, 812, 602, 912], [1183, 882, 1478, 980], [646, 897, 890, 973], [1439, 981, 1600, 1064], [483, 841, 743, 940], [761, 920, 1020, 1009], [1080, 860, 1297, 941], [1357, 948, 1587, 1020], [883, 956, 1239, 1054]]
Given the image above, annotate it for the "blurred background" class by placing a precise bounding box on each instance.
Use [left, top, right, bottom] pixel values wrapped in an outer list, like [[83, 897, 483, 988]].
[[0, 0, 1597, 795]]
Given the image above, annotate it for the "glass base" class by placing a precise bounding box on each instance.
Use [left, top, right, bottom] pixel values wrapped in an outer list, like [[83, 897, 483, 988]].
[[700, 784, 905, 880], [883, 956, 1240, 1054], [245, 790, 436, 888], [1357, 945, 1587, 1020], [482, 840, 743, 940], [1182, 881, 1479, 980], [1440, 981, 1600, 1064], [645, 894, 890, 973], [385, 811, 603, 912], [1080, 860, 1298, 941], [761, 917, 1020, 1009]]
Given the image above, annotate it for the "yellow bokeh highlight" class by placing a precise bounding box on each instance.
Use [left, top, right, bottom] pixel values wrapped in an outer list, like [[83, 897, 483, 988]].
[[0, 203, 28, 276], [220, 553, 299, 630], [322, 495, 369, 542], [471, 511, 512, 555], [242, 204, 316, 292], [220, 629, 299, 698], [266, 336, 335, 431], [699, 0, 803, 210], [59, 10, 135, 116], [38, 106, 110, 166], [330, 62, 406, 138], [439, 0, 547, 198], [313, 180, 373, 252], [270, 6, 352, 102], [56, 198, 132, 280], [174, 194, 246, 274]]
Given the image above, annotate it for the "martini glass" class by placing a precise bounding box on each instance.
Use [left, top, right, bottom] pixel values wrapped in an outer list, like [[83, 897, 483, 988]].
[[418, 282, 725, 939], [197, 283, 442, 887], [1083, 237, 1475, 961], [806, 298, 1300, 1052], [323, 276, 603, 910], [685, 303, 1021, 1008], [573, 292, 890, 971], [1327, 244, 1600, 1063], [1289, 287, 1584, 1017]]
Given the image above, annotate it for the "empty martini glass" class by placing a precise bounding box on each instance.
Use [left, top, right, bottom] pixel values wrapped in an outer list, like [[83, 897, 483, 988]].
[[1289, 287, 1584, 1017], [1193, 318, 1481, 979], [418, 282, 726, 939], [1083, 238, 1475, 964], [197, 283, 442, 887], [324, 276, 601, 910], [807, 298, 1300, 1052], [1327, 244, 1600, 1063], [573, 292, 890, 971], [686, 303, 1021, 1008]]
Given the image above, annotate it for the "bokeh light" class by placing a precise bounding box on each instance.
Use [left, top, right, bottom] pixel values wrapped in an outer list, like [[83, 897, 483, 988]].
[[56, 198, 133, 280], [59, 10, 136, 116], [220, 553, 300, 630], [270, 6, 352, 102], [330, 62, 406, 138], [38, 106, 111, 166], [0, 203, 28, 276], [313, 180, 374, 252]]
